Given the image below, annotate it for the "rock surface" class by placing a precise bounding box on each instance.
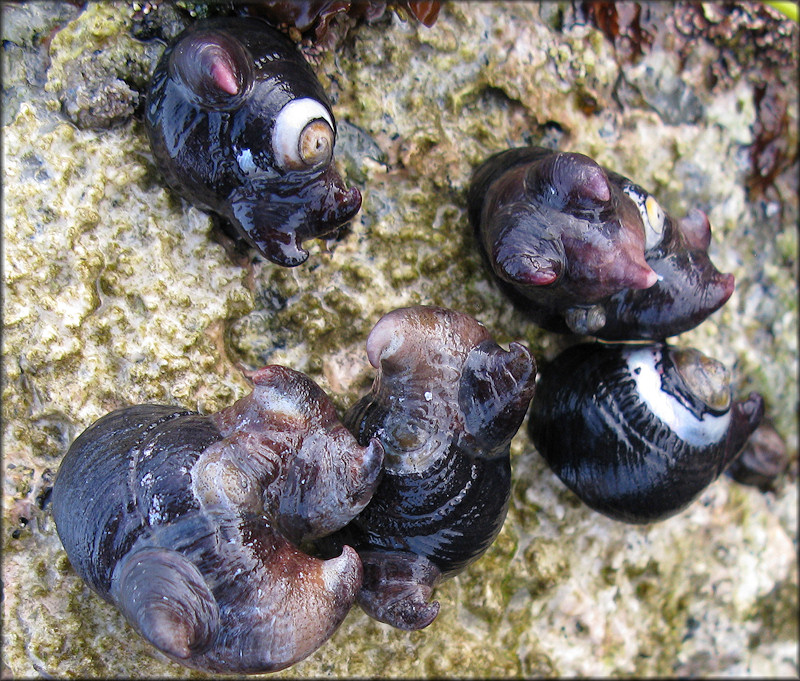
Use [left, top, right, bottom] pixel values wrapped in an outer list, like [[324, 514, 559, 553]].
[[2, 2, 797, 677]]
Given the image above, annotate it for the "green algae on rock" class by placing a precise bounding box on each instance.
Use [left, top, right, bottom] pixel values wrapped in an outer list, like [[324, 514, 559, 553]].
[[2, 1, 798, 678]]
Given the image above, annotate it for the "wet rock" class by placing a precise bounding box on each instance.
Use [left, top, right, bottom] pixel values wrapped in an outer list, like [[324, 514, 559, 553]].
[[2, 2, 797, 678], [44, 3, 164, 129], [1, 0, 80, 125], [130, 0, 193, 42], [60, 69, 140, 130]]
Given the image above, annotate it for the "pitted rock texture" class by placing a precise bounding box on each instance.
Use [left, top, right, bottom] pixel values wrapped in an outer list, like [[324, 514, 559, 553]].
[[2, 2, 797, 677]]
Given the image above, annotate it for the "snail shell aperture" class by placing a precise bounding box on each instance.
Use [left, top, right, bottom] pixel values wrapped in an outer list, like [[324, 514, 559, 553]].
[[528, 342, 764, 523], [318, 305, 537, 630], [467, 146, 735, 340], [145, 17, 362, 267], [52, 365, 384, 674]]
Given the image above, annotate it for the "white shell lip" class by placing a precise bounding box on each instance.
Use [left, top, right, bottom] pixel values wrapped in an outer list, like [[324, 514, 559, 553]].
[[272, 98, 334, 170], [624, 346, 731, 448]]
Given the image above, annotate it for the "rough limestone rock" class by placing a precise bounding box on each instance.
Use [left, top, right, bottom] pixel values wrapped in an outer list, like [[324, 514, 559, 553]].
[[2, 2, 797, 677]]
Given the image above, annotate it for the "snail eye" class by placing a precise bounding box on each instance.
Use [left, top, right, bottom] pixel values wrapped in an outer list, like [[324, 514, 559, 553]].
[[272, 98, 335, 171]]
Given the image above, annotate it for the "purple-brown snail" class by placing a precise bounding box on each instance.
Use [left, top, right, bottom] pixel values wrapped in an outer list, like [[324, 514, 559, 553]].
[[467, 146, 735, 340], [725, 419, 788, 490], [51, 365, 384, 675], [145, 16, 361, 267], [317, 305, 537, 630], [528, 342, 764, 524]]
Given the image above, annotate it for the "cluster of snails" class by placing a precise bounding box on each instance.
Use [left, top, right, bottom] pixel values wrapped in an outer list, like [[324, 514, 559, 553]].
[[53, 305, 536, 672], [467, 146, 765, 523], [51, 12, 778, 676]]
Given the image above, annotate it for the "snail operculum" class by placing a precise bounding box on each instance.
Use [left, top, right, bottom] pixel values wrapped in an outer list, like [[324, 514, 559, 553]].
[[271, 97, 335, 172], [621, 181, 667, 250], [671, 347, 732, 412]]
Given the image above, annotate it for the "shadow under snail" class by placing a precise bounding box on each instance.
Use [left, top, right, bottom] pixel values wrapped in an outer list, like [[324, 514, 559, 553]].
[[528, 342, 765, 523], [51, 365, 383, 674], [145, 16, 361, 267], [467, 146, 735, 340], [318, 305, 537, 630]]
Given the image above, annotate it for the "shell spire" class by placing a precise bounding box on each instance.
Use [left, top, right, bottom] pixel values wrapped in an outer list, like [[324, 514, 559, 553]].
[[210, 56, 239, 95]]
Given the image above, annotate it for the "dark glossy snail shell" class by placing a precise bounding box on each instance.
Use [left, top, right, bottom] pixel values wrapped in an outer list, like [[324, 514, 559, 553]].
[[320, 305, 537, 630], [528, 342, 764, 523], [726, 420, 788, 490], [467, 146, 735, 340], [52, 366, 383, 674], [145, 17, 361, 267]]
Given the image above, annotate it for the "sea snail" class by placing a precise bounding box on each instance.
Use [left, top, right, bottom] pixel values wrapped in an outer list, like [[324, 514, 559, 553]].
[[145, 17, 362, 267], [52, 366, 384, 674], [725, 420, 788, 490], [319, 306, 537, 630], [467, 146, 735, 340], [528, 342, 764, 523]]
